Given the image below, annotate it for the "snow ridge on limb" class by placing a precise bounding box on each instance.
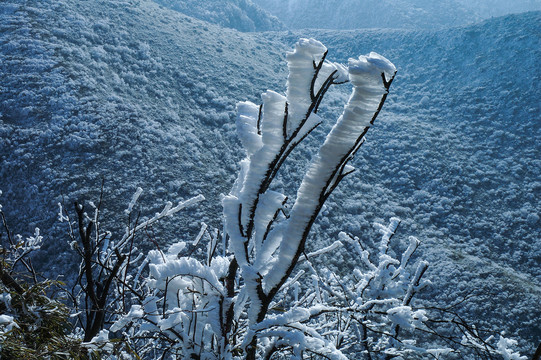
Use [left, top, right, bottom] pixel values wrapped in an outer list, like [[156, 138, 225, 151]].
[[263, 51, 397, 295], [236, 101, 263, 156], [285, 38, 327, 135], [223, 38, 398, 359]]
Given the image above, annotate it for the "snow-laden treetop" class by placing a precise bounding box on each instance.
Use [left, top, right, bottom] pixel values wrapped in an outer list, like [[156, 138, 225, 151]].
[[349, 52, 397, 80], [225, 39, 397, 355]]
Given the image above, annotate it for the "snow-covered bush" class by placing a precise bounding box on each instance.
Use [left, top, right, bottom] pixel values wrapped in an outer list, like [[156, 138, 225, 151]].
[[0, 192, 87, 359], [101, 38, 528, 360], [0, 38, 527, 360], [56, 187, 204, 344], [100, 38, 449, 359]]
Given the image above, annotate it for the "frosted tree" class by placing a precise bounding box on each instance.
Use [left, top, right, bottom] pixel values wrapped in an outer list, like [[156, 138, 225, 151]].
[[222, 38, 397, 359], [105, 38, 429, 359], [94, 39, 526, 360]]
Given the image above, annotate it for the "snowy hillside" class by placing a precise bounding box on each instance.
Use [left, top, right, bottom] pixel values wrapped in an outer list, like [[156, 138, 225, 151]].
[[254, 0, 541, 30], [0, 0, 291, 274], [275, 12, 541, 345], [152, 0, 284, 32], [1, 0, 539, 353]]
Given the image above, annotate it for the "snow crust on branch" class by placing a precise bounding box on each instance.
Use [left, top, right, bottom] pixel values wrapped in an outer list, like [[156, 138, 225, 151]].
[[264, 50, 396, 293], [236, 101, 263, 156], [286, 38, 327, 134], [348, 52, 396, 81], [94, 38, 526, 360], [231, 90, 287, 237]]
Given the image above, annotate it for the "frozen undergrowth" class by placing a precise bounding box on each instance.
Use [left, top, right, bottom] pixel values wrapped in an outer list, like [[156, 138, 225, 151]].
[[0, 0, 539, 353]]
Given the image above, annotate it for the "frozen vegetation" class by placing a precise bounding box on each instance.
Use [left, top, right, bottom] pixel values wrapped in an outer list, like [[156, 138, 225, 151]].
[[0, 0, 540, 357]]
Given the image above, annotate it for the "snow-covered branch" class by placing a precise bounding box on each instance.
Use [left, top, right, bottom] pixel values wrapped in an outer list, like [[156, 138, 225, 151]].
[[91, 39, 526, 360]]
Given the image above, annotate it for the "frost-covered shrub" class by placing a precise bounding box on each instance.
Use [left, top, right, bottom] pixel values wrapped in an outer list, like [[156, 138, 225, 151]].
[[97, 38, 527, 360], [103, 38, 446, 359], [55, 187, 204, 345], [0, 193, 87, 359]]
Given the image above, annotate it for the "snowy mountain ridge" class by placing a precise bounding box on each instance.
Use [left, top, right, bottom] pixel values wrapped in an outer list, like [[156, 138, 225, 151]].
[[151, 0, 284, 32], [254, 0, 541, 30], [0, 0, 539, 352]]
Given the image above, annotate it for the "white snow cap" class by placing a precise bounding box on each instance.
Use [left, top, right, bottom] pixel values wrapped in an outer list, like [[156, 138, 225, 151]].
[[236, 101, 263, 156], [349, 52, 396, 81], [287, 38, 327, 60]]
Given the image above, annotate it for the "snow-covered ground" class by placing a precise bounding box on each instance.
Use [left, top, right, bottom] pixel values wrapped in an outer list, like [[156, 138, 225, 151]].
[[1, 0, 539, 354]]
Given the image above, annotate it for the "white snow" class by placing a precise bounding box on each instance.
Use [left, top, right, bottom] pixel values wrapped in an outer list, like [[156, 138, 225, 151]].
[[265, 51, 396, 293]]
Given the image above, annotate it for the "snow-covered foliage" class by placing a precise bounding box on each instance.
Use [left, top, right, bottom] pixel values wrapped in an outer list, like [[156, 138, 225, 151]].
[[0, 191, 43, 283], [0, 193, 86, 358]]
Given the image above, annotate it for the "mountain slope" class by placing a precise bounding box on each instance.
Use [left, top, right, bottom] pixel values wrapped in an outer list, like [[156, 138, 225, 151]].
[[152, 0, 284, 32], [254, 0, 541, 30], [0, 0, 539, 352], [0, 0, 289, 271], [273, 11, 541, 344]]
